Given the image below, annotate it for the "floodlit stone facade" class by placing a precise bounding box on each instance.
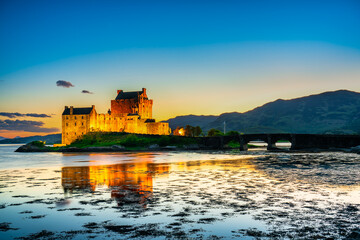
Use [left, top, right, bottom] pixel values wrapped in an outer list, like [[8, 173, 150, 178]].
[[62, 88, 171, 145]]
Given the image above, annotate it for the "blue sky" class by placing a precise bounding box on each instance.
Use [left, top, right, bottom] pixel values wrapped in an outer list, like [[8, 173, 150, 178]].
[[0, 0, 360, 137], [1, 0, 359, 75]]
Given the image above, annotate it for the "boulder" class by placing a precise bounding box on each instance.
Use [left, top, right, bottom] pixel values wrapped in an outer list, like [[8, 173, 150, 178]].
[[163, 146, 177, 150], [15, 141, 46, 152], [148, 144, 160, 150], [349, 145, 360, 153], [183, 144, 200, 150], [111, 145, 126, 151], [84, 146, 112, 152]]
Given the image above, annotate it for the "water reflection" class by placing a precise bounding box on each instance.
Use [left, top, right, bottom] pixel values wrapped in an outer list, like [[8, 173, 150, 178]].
[[1, 148, 360, 239], [62, 162, 170, 206]]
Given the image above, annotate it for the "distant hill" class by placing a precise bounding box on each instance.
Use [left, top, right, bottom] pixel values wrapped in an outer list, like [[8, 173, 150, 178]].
[[0, 136, 7, 141], [164, 90, 360, 134], [0, 133, 61, 144], [164, 114, 218, 130]]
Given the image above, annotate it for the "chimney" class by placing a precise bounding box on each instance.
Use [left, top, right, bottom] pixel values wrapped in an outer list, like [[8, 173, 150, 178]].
[[70, 106, 73, 115], [117, 90, 123, 95]]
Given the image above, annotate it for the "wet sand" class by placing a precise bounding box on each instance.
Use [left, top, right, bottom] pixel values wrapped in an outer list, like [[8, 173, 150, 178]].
[[0, 148, 359, 239]]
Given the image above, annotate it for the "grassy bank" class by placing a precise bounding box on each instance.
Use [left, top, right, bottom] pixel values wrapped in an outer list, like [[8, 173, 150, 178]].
[[68, 132, 198, 149], [17, 133, 263, 152]]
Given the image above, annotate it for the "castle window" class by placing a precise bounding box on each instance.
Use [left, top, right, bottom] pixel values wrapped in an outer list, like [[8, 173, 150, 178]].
[[82, 122, 84, 126], [75, 122, 77, 126], [66, 117, 68, 120], [66, 123, 68, 126], [82, 116, 84, 119], [75, 116, 77, 120], [75, 132, 76, 135]]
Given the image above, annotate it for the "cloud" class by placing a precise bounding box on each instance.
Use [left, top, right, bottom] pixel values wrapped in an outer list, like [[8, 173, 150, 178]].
[[0, 120, 59, 133], [0, 112, 52, 118], [56, 80, 74, 88], [82, 90, 93, 94]]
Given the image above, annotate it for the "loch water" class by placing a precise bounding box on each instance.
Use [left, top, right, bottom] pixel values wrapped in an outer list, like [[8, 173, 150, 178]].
[[0, 144, 359, 239]]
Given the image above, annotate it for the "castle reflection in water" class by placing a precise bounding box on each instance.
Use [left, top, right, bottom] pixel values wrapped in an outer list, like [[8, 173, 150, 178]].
[[61, 161, 170, 206], [61, 155, 260, 207]]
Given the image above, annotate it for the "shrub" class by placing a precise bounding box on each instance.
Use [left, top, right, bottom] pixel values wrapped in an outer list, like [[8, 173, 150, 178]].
[[30, 141, 46, 147], [226, 131, 239, 136], [207, 129, 223, 137]]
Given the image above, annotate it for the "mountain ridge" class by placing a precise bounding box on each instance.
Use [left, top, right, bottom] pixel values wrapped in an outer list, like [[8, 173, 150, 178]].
[[164, 89, 360, 134], [0, 134, 61, 144], [1, 89, 359, 143]]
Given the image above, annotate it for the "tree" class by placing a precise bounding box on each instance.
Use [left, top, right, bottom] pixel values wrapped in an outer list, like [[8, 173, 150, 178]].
[[193, 126, 202, 137], [207, 128, 223, 137], [185, 125, 194, 137], [226, 131, 239, 136]]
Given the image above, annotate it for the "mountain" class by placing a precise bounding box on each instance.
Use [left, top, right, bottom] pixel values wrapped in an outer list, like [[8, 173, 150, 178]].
[[0, 133, 61, 144], [0, 136, 7, 141], [164, 90, 360, 134], [164, 114, 218, 129]]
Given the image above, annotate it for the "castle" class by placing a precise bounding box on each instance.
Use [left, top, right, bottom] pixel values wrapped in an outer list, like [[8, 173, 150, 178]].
[[61, 88, 171, 145]]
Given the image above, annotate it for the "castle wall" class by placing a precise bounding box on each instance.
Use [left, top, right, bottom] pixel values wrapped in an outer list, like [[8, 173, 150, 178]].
[[111, 99, 137, 116], [62, 89, 170, 145], [62, 113, 91, 145], [146, 122, 171, 135], [62, 113, 171, 145], [138, 99, 153, 119], [111, 90, 153, 119]]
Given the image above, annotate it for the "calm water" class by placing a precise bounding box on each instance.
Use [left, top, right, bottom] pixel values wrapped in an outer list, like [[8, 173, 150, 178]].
[[0, 144, 359, 239]]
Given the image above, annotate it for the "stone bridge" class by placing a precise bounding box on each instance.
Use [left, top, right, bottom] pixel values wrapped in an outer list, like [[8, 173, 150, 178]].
[[200, 134, 360, 151]]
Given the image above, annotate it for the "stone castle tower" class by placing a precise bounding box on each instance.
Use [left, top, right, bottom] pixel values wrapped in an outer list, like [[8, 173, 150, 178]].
[[111, 88, 153, 119], [61, 88, 170, 145]]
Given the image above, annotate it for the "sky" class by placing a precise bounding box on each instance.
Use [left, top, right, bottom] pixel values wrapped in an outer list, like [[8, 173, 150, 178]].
[[0, 0, 360, 138]]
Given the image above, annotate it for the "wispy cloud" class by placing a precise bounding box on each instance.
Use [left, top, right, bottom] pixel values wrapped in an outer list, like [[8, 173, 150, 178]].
[[81, 90, 93, 94], [0, 120, 59, 132], [0, 112, 52, 118], [56, 80, 74, 88]]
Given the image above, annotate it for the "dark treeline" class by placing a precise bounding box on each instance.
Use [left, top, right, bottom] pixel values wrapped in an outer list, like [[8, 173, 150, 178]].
[[174, 125, 241, 137]]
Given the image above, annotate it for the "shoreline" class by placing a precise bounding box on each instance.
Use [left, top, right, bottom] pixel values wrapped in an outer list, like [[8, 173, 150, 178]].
[[14, 142, 360, 154]]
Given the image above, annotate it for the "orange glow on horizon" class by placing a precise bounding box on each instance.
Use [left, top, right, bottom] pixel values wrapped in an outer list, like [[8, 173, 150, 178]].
[[0, 130, 60, 139]]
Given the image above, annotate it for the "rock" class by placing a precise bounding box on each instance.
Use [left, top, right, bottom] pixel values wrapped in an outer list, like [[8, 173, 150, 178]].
[[148, 144, 160, 150], [345, 230, 360, 239], [61, 147, 79, 152], [183, 144, 200, 150], [84, 146, 112, 152], [163, 146, 177, 150], [349, 145, 360, 153], [15, 141, 47, 152], [111, 145, 126, 150]]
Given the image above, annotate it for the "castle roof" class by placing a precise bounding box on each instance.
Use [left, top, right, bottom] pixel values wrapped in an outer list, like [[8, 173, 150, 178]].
[[115, 90, 143, 100], [62, 107, 93, 115]]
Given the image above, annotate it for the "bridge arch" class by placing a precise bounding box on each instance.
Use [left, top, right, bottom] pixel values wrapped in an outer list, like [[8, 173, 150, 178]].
[[222, 134, 293, 151]]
